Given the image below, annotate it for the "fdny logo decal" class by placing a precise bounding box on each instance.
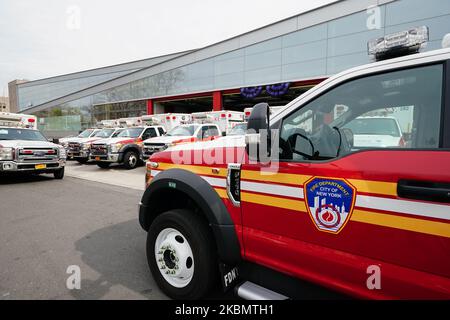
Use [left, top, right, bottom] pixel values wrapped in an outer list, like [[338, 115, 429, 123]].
[[304, 177, 356, 234]]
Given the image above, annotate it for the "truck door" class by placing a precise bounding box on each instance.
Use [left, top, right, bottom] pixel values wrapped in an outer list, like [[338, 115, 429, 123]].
[[239, 63, 450, 298]]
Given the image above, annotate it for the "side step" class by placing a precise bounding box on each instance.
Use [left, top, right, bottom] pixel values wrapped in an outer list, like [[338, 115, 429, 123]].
[[235, 281, 289, 300]]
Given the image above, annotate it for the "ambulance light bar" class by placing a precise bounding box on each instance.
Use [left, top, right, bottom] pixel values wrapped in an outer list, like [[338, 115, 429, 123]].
[[368, 26, 429, 61]]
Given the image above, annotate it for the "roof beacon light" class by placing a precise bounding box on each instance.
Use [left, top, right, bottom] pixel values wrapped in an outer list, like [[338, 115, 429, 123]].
[[368, 26, 429, 61]]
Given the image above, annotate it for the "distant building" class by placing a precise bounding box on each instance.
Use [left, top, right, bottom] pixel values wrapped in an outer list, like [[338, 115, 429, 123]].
[[9, 0, 450, 137], [0, 96, 10, 112], [8, 79, 28, 113]]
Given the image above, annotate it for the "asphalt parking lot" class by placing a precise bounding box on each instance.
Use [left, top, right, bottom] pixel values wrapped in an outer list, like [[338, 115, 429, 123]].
[[0, 172, 166, 300], [0, 161, 344, 300]]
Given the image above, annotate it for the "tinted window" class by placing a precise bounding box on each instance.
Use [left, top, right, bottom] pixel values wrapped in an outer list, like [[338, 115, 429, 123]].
[[280, 64, 443, 161], [117, 128, 143, 138], [142, 128, 157, 140], [202, 126, 220, 138], [167, 125, 198, 136], [158, 127, 165, 135], [78, 129, 94, 138], [94, 129, 115, 138]]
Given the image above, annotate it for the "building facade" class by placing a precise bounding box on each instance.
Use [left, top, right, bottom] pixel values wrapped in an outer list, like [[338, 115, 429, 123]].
[[9, 0, 450, 137], [0, 96, 10, 112]]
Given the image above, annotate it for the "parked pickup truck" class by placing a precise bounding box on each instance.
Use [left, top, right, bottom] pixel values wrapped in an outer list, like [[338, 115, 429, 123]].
[[90, 125, 165, 169], [0, 112, 66, 179]]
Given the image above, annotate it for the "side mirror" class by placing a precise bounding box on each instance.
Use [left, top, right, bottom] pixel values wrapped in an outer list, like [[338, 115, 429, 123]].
[[245, 103, 271, 161], [52, 138, 60, 144]]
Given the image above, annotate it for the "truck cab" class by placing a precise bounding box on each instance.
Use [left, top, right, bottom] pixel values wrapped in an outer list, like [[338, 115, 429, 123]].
[[142, 123, 221, 159], [90, 124, 165, 169], [0, 112, 66, 179], [139, 29, 450, 299]]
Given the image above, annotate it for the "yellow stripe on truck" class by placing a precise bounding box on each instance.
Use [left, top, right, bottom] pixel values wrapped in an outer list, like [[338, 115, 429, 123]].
[[351, 209, 450, 238], [158, 162, 227, 177]]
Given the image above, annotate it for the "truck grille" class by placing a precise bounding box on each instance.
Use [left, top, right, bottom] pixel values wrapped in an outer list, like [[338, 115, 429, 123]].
[[68, 142, 81, 152], [91, 144, 108, 155], [143, 143, 166, 156], [17, 148, 59, 162]]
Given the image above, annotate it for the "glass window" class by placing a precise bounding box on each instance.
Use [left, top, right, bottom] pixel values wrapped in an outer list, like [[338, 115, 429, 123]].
[[78, 129, 94, 138], [157, 127, 165, 135], [167, 125, 198, 137], [94, 129, 115, 138], [282, 40, 327, 65], [0, 129, 47, 141], [279, 64, 444, 161], [282, 24, 328, 48], [202, 126, 220, 138], [142, 128, 157, 140], [117, 128, 143, 138], [385, 0, 450, 26]]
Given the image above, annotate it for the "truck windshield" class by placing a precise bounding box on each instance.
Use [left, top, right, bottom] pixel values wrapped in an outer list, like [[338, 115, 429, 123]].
[[228, 123, 247, 136], [78, 129, 94, 138], [112, 129, 123, 137], [117, 128, 143, 138], [94, 129, 115, 138], [344, 118, 401, 136], [166, 125, 198, 136], [0, 128, 47, 141]]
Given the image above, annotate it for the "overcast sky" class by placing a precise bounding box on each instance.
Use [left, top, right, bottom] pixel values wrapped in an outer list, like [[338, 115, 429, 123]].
[[0, 0, 336, 96]]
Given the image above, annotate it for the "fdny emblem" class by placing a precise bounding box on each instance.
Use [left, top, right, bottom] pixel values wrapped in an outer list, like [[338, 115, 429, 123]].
[[304, 177, 356, 234]]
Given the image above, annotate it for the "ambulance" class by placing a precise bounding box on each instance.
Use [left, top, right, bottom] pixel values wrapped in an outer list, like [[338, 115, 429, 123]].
[[141, 122, 221, 160], [139, 28, 450, 299], [144, 113, 192, 131], [0, 112, 66, 178], [90, 117, 165, 169], [192, 111, 244, 135]]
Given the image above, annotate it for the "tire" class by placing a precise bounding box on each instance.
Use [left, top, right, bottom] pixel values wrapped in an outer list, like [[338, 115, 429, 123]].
[[76, 158, 89, 164], [123, 150, 139, 170], [147, 209, 217, 299], [96, 162, 111, 169], [53, 167, 64, 179]]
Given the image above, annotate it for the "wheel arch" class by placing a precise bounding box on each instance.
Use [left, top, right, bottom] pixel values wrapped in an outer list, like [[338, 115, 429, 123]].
[[139, 168, 241, 265]]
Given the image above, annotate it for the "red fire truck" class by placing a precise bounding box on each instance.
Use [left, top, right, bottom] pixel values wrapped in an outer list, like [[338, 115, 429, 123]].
[[139, 28, 450, 299]]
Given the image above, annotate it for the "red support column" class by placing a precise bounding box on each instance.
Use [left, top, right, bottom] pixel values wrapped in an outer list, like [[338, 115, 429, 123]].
[[146, 99, 154, 115], [212, 91, 223, 111]]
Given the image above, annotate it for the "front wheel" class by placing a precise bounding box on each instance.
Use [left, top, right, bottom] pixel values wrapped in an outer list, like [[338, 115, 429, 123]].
[[96, 162, 111, 169], [123, 150, 139, 170], [76, 158, 89, 164], [147, 209, 217, 299], [54, 167, 64, 179]]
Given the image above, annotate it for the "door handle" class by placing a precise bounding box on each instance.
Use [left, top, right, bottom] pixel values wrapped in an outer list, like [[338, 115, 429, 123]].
[[398, 180, 450, 203]]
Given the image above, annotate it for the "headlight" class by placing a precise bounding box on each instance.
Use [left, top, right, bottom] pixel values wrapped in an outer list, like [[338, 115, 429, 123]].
[[109, 143, 123, 153], [82, 143, 91, 150], [0, 147, 14, 161], [59, 146, 67, 159]]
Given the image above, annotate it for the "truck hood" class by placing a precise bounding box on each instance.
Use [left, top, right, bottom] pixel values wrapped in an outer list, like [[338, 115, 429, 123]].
[[0, 139, 60, 148], [353, 134, 401, 148], [144, 135, 193, 144], [92, 137, 137, 145], [168, 135, 245, 151], [75, 137, 102, 144]]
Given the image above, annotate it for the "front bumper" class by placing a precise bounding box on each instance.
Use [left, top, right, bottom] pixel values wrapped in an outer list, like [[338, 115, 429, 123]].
[[89, 152, 123, 163], [68, 150, 90, 158], [0, 160, 66, 172]]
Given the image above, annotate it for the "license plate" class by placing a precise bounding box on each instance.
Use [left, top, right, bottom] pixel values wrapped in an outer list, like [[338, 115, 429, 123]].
[[35, 164, 46, 170], [95, 157, 101, 161]]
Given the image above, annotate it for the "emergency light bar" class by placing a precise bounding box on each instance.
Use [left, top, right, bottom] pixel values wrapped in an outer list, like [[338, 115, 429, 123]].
[[368, 26, 429, 61], [0, 113, 37, 129]]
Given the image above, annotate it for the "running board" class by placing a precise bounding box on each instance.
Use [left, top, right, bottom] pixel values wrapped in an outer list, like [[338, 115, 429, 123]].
[[235, 281, 289, 300]]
